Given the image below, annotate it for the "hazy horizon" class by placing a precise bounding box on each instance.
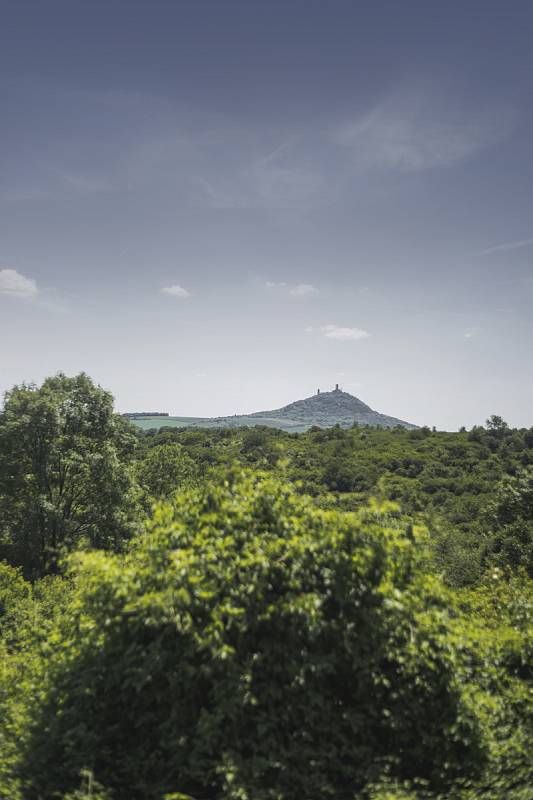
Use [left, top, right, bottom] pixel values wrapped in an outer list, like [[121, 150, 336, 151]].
[[1, 1, 532, 430]]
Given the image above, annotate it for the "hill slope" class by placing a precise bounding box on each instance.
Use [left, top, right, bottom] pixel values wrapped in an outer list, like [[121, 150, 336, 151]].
[[127, 388, 417, 432], [249, 389, 416, 429]]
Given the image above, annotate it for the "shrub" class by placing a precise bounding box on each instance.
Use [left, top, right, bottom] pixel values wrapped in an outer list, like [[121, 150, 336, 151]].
[[17, 473, 484, 800]]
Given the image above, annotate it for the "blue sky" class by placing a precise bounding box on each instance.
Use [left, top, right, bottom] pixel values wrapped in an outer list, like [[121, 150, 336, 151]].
[[1, 0, 532, 429]]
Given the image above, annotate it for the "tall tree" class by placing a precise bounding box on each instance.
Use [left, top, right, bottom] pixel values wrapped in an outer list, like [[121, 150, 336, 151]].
[[0, 373, 140, 578]]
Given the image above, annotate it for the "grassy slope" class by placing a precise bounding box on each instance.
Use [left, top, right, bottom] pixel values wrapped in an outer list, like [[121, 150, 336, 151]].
[[129, 415, 309, 432]]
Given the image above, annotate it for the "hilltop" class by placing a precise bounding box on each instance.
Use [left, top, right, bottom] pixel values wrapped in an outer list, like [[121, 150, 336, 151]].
[[249, 387, 417, 429], [127, 386, 417, 432]]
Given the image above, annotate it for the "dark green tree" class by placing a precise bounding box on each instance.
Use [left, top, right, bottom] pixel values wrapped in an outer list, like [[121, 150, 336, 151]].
[[486, 415, 509, 437], [0, 373, 140, 578]]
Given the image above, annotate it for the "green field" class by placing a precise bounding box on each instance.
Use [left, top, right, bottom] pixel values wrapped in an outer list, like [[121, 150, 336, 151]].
[[128, 415, 309, 432]]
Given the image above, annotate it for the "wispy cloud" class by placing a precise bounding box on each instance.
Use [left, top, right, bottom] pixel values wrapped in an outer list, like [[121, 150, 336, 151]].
[[4, 85, 515, 221], [161, 284, 191, 298], [320, 325, 370, 341], [0, 269, 73, 313], [185, 132, 331, 211], [266, 281, 319, 296], [248, 138, 325, 210], [194, 178, 243, 209], [0, 268, 38, 298], [54, 170, 116, 194], [479, 237, 533, 256], [334, 89, 514, 172], [464, 327, 480, 339], [289, 283, 319, 296], [265, 281, 288, 289]]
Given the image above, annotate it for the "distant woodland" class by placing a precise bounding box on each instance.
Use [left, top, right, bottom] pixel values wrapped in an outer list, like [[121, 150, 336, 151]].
[[0, 374, 531, 799]]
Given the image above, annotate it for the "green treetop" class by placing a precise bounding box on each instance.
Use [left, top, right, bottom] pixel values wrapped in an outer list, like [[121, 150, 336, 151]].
[[0, 373, 140, 578]]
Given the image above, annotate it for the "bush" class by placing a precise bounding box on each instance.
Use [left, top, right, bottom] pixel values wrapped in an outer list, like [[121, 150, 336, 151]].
[[17, 473, 484, 800]]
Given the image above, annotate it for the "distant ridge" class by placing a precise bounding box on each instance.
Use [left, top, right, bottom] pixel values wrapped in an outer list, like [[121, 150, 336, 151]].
[[125, 386, 417, 432]]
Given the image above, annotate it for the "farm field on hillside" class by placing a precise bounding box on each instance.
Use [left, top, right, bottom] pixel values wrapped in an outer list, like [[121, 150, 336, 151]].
[[129, 414, 309, 432]]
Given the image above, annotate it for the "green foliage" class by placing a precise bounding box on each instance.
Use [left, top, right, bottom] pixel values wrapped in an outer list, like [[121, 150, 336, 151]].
[[0, 373, 140, 578], [141, 421, 533, 586], [0, 563, 72, 799], [1, 373, 532, 799], [486, 415, 509, 436], [452, 574, 533, 798], [136, 443, 198, 504], [482, 468, 533, 576], [364, 780, 423, 799], [62, 770, 111, 800], [14, 474, 484, 800], [0, 562, 30, 636]]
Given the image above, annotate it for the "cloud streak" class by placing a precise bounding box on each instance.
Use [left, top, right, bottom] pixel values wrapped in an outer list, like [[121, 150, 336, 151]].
[[266, 281, 319, 297], [55, 170, 116, 194], [0, 268, 38, 298], [248, 139, 325, 210], [334, 90, 514, 172], [479, 237, 533, 255], [161, 284, 191, 298], [320, 325, 370, 341], [290, 283, 319, 296], [464, 327, 480, 339], [265, 281, 288, 289]]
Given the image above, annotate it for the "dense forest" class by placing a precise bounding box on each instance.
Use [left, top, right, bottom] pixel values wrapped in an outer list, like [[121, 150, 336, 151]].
[[0, 374, 531, 799]]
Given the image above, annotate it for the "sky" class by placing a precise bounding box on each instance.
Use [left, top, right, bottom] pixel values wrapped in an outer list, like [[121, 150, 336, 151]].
[[1, 0, 532, 430]]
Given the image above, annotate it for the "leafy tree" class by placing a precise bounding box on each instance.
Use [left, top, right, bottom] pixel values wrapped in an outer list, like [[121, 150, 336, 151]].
[[483, 469, 533, 576], [240, 427, 281, 466], [0, 373, 140, 578], [486, 415, 509, 437], [137, 443, 197, 503], [322, 454, 358, 491], [453, 574, 533, 798], [17, 473, 484, 800], [0, 563, 71, 800]]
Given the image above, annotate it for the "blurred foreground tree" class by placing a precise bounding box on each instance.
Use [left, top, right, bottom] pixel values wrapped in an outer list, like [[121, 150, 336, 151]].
[[17, 473, 485, 800]]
